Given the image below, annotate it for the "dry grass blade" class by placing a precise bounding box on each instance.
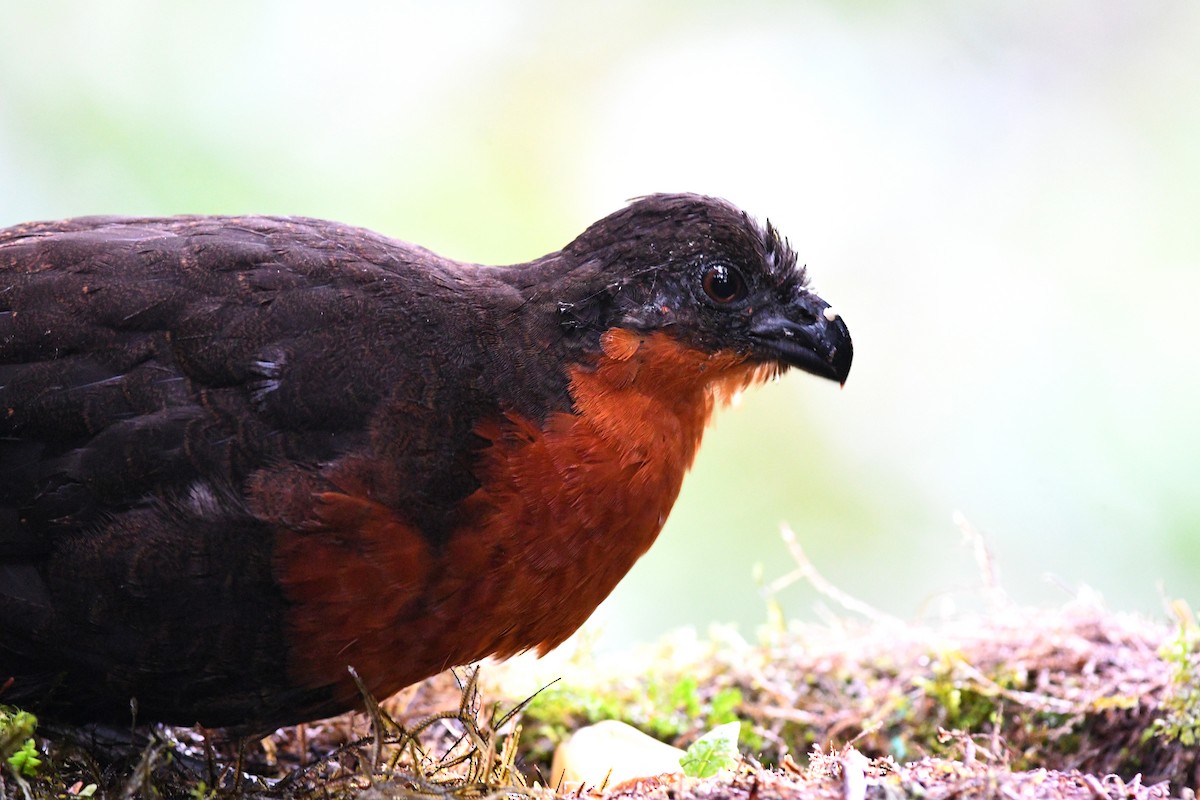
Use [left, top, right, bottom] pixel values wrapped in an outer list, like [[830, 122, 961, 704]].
[[762, 525, 904, 628]]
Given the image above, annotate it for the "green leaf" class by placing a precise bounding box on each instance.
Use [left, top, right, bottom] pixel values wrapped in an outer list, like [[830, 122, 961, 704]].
[[679, 721, 741, 778]]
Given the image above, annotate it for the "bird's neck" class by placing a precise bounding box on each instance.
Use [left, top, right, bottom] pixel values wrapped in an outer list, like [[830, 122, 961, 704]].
[[439, 328, 769, 661], [568, 328, 767, 468]]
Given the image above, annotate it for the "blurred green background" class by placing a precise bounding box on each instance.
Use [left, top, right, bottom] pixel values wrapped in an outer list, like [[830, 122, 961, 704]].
[[2, 2, 1197, 648]]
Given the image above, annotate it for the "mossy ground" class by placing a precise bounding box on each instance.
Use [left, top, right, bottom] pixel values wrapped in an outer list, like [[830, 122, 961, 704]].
[[3, 595, 1197, 799]]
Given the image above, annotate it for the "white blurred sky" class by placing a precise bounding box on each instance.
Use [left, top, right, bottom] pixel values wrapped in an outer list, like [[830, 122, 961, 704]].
[[1, 1, 1198, 646]]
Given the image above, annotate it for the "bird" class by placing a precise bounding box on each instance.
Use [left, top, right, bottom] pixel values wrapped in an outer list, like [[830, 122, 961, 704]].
[[0, 193, 851, 734]]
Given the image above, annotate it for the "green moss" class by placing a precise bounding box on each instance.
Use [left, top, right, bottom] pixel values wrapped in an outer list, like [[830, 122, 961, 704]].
[[911, 652, 1002, 739], [1145, 618, 1200, 745], [0, 707, 40, 779]]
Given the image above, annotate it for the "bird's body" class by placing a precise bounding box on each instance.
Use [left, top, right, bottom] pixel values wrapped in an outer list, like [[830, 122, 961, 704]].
[[0, 195, 851, 733]]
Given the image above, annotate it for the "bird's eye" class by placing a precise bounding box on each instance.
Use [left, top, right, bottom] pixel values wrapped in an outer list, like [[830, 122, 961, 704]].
[[701, 264, 747, 304]]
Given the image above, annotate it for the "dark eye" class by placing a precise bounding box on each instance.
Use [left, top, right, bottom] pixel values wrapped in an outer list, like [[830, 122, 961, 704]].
[[701, 264, 747, 304]]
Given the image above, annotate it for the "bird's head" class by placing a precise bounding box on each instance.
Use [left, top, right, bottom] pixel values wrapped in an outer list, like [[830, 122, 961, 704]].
[[560, 193, 852, 386]]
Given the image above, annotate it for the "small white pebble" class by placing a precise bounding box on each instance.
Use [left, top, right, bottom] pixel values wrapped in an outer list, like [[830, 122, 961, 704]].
[[551, 720, 685, 791], [823, 306, 839, 322]]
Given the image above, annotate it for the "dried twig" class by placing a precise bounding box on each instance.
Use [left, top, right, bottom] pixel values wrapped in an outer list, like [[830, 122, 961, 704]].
[[763, 524, 904, 627]]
